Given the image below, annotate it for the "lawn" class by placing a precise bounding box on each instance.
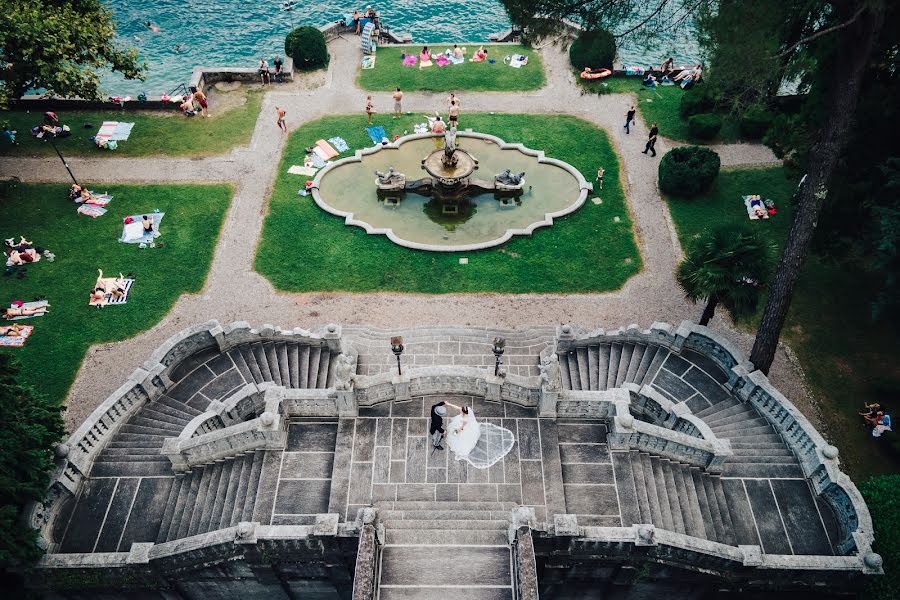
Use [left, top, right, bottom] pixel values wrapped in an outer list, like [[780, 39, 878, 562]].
[[583, 76, 739, 143], [664, 166, 900, 480], [357, 45, 545, 92], [0, 183, 232, 406], [255, 113, 641, 293], [0, 89, 262, 158]]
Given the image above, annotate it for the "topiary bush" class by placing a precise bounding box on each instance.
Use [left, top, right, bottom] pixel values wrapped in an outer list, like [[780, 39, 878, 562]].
[[659, 146, 721, 198], [688, 113, 723, 140], [740, 105, 775, 139], [569, 29, 616, 71], [285, 25, 329, 71], [680, 87, 716, 117]]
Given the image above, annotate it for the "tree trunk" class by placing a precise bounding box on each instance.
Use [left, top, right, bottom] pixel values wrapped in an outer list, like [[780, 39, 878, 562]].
[[750, 2, 884, 373], [699, 296, 719, 326]]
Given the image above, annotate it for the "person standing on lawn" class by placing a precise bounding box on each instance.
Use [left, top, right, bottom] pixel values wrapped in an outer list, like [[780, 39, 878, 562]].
[[642, 123, 659, 157], [624, 105, 636, 134], [392, 87, 403, 118], [366, 95, 375, 125]]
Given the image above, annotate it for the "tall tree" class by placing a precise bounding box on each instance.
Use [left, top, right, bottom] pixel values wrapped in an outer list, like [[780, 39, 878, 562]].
[[677, 224, 774, 325], [0, 0, 145, 107]]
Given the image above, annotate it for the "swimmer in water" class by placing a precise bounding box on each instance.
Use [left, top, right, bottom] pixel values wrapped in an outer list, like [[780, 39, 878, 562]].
[[174, 44, 184, 52], [133, 34, 142, 42], [146, 21, 160, 33]]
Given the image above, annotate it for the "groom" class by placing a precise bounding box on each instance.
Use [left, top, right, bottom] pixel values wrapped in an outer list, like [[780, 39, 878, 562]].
[[430, 400, 447, 451]]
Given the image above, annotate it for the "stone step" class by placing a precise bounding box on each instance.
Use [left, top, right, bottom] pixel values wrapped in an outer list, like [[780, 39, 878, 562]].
[[710, 477, 737, 545], [729, 441, 791, 450], [576, 347, 590, 391], [638, 453, 663, 526], [612, 452, 640, 527], [606, 343, 621, 390], [728, 432, 785, 444], [156, 394, 204, 417], [384, 529, 508, 546], [120, 423, 180, 437], [674, 463, 705, 538], [229, 454, 253, 527], [634, 345, 658, 385], [94, 453, 169, 463], [320, 349, 333, 388], [218, 456, 244, 529], [227, 348, 253, 384], [383, 519, 508, 530], [625, 343, 645, 383], [187, 463, 216, 537], [90, 460, 172, 478], [596, 344, 610, 391], [156, 474, 185, 543], [686, 468, 711, 540], [240, 345, 263, 383], [643, 347, 669, 386], [721, 463, 805, 478], [712, 425, 775, 437], [379, 509, 506, 521], [692, 398, 741, 419], [649, 457, 675, 531], [263, 342, 282, 387], [629, 452, 651, 524], [702, 407, 760, 427], [587, 346, 600, 390], [128, 415, 184, 433], [101, 445, 165, 454], [140, 405, 194, 427], [725, 455, 798, 464], [699, 471, 728, 544], [253, 343, 273, 382], [298, 346, 310, 388], [197, 462, 225, 533], [287, 343, 300, 388], [661, 460, 686, 534], [175, 467, 203, 539], [205, 459, 233, 533], [245, 450, 270, 523], [709, 417, 769, 433], [277, 342, 291, 388], [615, 343, 633, 388], [379, 501, 516, 512], [113, 433, 169, 443], [308, 346, 322, 388]]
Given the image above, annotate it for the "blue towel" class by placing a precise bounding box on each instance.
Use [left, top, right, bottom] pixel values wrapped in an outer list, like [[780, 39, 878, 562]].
[[311, 153, 326, 168], [366, 126, 387, 145], [328, 137, 350, 152]]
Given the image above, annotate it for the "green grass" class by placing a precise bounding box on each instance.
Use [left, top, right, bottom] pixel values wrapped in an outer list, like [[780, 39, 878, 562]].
[[0, 90, 262, 158], [664, 166, 900, 480], [0, 183, 233, 405], [255, 113, 640, 293], [582, 76, 739, 143], [357, 45, 545, 92]]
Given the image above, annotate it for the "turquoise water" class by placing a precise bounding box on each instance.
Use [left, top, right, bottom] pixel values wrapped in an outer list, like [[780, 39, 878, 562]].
[[102, 0, 699, 95]]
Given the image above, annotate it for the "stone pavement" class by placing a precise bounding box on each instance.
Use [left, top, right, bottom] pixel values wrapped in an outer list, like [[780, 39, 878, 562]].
[[0, 36, 802, 433]]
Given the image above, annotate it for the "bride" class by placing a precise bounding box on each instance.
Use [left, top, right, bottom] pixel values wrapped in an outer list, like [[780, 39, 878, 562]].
[[444, 402, 481, 459]]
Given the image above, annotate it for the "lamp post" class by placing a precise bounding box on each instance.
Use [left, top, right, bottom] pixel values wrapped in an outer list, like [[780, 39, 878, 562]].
[[492, 337, 506, 377], [390, 336, 404, 376], [44, 130, 78, 185]]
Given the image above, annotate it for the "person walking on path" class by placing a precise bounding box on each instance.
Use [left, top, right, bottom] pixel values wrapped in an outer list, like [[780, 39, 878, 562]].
[[276, 106, 287, 133], [642, 123, 659, 157], [392, 87, 403, 118], [365, 95, 375, 125], [624, 105, 636, 134]]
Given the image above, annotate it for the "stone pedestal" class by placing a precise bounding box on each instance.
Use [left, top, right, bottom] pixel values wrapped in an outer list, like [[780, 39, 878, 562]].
[[392, 376, 411, 401], [485, 375, 502, 402], [335, 389, 357, 417], [539, 389, 558, 417]]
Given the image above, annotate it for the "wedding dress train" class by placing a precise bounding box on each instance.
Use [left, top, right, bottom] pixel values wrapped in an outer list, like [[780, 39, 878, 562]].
[[446, 407, 516, 469]]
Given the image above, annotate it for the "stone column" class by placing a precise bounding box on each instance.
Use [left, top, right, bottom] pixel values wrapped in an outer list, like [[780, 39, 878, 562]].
[[485, 374, 502, 402], [539, 388, 558, 417], [323, 323, 343, 354], [392, 375, 411, 401], [335, 388, 358, 417]]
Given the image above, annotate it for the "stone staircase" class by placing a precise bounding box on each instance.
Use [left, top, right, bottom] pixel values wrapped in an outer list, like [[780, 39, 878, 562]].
[[156, 450, 267, 542], [227, 341, 336, 389], [612, 450, 740, 545], [375, 500, 515, 600], [90, 395, 203, 478], [557, 342, 669, 391]]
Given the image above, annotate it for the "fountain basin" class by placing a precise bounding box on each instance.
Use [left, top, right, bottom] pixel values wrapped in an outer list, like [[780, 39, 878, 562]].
[[310, 132, 593, 252]]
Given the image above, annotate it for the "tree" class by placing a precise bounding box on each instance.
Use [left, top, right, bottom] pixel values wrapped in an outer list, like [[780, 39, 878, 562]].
[[676, 224, 774, 326], [0, 0, 145, 106], [0, 353, 65, 570]]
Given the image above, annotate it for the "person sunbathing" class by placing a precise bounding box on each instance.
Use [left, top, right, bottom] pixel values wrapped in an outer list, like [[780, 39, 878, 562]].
[[674, 64, 702, 82], [142, 215, 154, 233], [69, 183, 83, 201], [431, 116, 446, 134], [0, 324, 25, 337], [5, 236, 33, 251], [660, 56, 675, 75], [452, 44, 464, 59], [2, 304, 50, 319], [472, 46, 488, 62], [419, 46, 432, 68], [7, 248, 40, 265]]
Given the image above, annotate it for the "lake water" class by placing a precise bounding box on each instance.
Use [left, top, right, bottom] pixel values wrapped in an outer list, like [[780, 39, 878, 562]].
[[102, 0, 699, 95]]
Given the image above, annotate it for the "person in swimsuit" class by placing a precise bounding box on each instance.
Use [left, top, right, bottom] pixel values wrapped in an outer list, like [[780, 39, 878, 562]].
[[276, 107, 287, 133], [431, 115, 446, 134], [351, 10, 361, 34], [193, 89, 209, 117], [365, 95, 374, 125], [2, 305, 50, 319], [448, 99, 460, 127], [660, 56, 674, 75], [6, 248, 39, 266], [674, 64, 701, 82], [142, 215, 154, 233], [392, 87, 403, 118], [0, 324, 26, 337]]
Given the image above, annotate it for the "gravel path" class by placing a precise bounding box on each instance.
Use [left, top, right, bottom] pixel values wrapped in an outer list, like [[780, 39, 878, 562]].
[[0, 38, 802, 432]]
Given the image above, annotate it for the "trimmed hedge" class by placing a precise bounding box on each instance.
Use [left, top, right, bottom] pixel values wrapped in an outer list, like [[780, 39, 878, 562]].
[[569, 30, 616, 71], [659, 146, 721, 198], [679, 87, 716, 117], [740, 105, 775, 139], [285, 26, 329, 71], [688, 113, 723, 140], [860, 475, 899, 599]]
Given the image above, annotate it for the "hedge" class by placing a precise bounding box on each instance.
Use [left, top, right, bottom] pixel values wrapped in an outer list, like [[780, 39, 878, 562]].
[[285, 25, 329, 71], [860, 475, 899, 599], [688, 113, 722, 140], [680, 87, 716, 117], [569, 30, 616, 71], [740, 105, 775, 139], [659, 146, 721, 198]]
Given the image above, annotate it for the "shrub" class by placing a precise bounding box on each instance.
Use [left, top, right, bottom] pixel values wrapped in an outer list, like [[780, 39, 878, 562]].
[[688, 113, 723, 140], [860, 475, 900, 600], [284, 26, 329, 71], [659, 146, 721, 198], [680, 87, 716, 117], [569, 29, 616, 71], [740, 105, 774, 139]]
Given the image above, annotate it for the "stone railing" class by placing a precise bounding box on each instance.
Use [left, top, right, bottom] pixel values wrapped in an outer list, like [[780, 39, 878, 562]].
[[551, 320, 878, 565], [510, 508, 539, 600], [351, 508, 382, 600]]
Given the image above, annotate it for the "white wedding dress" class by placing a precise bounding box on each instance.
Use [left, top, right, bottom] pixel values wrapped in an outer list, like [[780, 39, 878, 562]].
[[446, 407, 516, 469]]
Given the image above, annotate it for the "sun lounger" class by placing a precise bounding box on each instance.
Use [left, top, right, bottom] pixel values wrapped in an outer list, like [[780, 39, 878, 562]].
[[120, 213, 164, 244], [5, 300, 48, 321], [0, 325, 33, 347], [89, 277, 134, 307]]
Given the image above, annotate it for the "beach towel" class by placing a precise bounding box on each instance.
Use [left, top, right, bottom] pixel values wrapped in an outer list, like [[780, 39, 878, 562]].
[[402, 54, 417, 66], [328, 137, 349, 152], [81, 192, 113, 207], [289, 165, 318, 176], [120, 213, 164, 244], [95, 121, 118, 143], [361, 22, 375, 54], [316, 139, 339, 158], [89, 277, 134, 307], [744, 195, 769, 220], [110, 122, 135, 141], [361, 55, 376, 70], [310, 153, 326, 168], [509, 54, 528, 68], [0, 325, 33, 347], [419, 58, 434, 68], [366, 126, 387, 145], [77, 204, 107, 218], [449, 55, 465, 65], [5, 301, 48, 321], [313, 146, 328, 160], [435, 55, 450, 67]]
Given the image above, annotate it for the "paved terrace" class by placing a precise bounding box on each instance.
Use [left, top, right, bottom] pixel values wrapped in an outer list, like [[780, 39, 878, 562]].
[[0, 36, 804, 436]]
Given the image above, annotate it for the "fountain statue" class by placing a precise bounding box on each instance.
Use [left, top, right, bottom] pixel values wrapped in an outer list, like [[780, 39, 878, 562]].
[[374, 166, 406, 192], [494, 169, 526, 192], [442, 127, 459, 167]]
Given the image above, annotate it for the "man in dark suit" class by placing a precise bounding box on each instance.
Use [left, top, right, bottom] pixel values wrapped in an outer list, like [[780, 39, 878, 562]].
[[430, 401, 447, 450]]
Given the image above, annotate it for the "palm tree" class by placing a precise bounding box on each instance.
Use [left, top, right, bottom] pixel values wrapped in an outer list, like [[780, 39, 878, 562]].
[[677, 223, 775, 326]]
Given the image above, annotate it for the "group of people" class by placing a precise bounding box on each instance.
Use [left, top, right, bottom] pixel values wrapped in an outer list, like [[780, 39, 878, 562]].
[[4, 236, 42, 267], [364, 91, 461, 129], [258, 56, 285, 85], [179, 87, 209, 117], [350, 6, 378, 35], [642, 58, 703, 89], [861, 402, 893, 438]]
